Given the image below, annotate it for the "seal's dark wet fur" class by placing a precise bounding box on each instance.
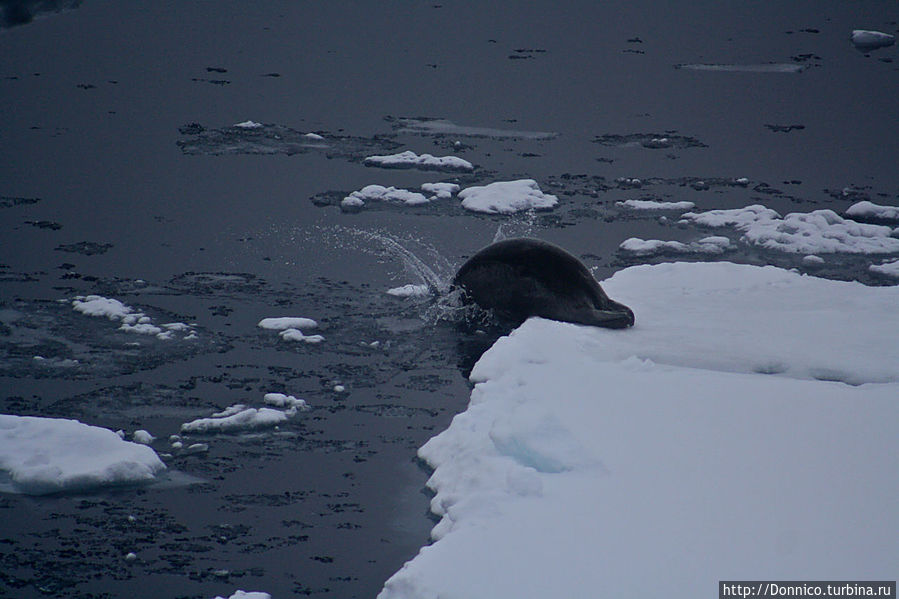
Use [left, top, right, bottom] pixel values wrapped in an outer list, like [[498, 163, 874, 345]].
[[452, 238, 635, 329]]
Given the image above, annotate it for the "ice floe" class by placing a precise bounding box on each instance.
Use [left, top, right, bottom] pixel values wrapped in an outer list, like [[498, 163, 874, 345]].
[[851, 30, 896, 50], [341, 185, 430, 210], [869, 258, 899, 278], [421, 182, 460, 200], [680, 204, 899, 254], [181, 394, 308, 434], [0, 415, 166, 495], [618, 235, 731, 256], [72, 295, 197, 340], [386, 284, 431, 298], [616, 199, 696, 210], [379, 261, 898, 599], [258, 316, 324, 343], [364, 151, 473, 172], [458, 179, 558, 214], [845, 200, 899, 222]]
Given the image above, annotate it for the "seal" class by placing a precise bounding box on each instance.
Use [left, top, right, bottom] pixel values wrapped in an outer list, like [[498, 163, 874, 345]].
[[452, 238, 635, 329]]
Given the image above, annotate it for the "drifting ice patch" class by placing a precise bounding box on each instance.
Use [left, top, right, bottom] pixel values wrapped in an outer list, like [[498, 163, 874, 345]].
[[680, 204, 899, 254], [364, 151, 474, 172], [181, 394, 308, 434], [617, 199, 696, 211], [458, 179, 558, 214], [851, 30, 896, 49], [258, 316, 324, 344], [845, 200, 899, 222], [0, 415, 166, 495], [72, 295, 197, 340], [619, 236, 731, 256], [341, 185, 430, 210]]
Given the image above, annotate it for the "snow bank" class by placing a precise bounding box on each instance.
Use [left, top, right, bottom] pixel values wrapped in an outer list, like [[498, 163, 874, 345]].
[[72, 295, 197, 340], [0, 415, 166, 495], [379, 262, 898, 599], [619, 235, 730, 256], [258, 316, 324, 344], [341, 185, 429, 210], [458, 179, 558, 214], [851, 30, 896, 49], [364, 151, 473, 172], [845, 200, 899, 222], [616, 199, 695, 210], [680, 204, 899, 254]]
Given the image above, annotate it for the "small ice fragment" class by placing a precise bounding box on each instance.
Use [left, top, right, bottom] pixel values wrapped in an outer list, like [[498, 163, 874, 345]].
[[802, 255, 825, 266], [735, 177, 750, 186], [421, 182, 461, 199], [616, 199, 695, 211], [234, 120, 264, 129], [258, 317, 318, 330], [185, 443, 209, 454], [132, 430, 155, 445], [279, 328, 325, 343], [263, 393, 309, 410], [386, 284, 431, 297], [334, 385, 346, 393], [171, 441, 183, 449], [851, 30, 896, 49], [125, 552, 137, 561], [304, 132, 325, 140], [115, 429, 126, 439]]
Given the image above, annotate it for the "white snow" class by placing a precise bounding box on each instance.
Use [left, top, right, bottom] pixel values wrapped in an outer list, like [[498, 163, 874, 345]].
[[364, 151, 474, 172], [616, 199, 695, 210], [618, 235, 731, 255], [869, 258, 899, 278], [233, 120, 264, 129], [845, 200, 899, 221], [341, 185, 430, 209], [214, 592, 271, 599], [72, 295, 196, 340], [132, 430, 155, 445], [386, 284, 431, 298], [421, 182, 460, 200], [262, 393, 308, 410], [851, 30, 896, 49], [0, 415, 166, 495], [680, 204, 899, 254], [458, 179, 558, 214], [379, 261, 898, 599], [258, 316, 324, 343], [258, 317, 318, 331]]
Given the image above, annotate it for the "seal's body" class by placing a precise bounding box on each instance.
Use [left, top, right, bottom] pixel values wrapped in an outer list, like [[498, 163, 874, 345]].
[[452, 238, 634, 329]]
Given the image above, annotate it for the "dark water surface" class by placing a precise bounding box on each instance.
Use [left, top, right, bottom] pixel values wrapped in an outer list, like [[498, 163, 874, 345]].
[[2, 2, 897, 597]]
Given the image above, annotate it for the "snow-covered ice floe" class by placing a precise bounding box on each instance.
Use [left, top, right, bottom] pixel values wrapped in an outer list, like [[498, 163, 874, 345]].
[[845, 200, 899, 222], [257, 316, 324, 344], [341, 185, 429, 210], [72, 295, 198, 340], [679, 204, 899, 254], [0, 415, 166, 495], [619, 235, 731, 256], [851, 29, 896, 50], [458, 179, 558, 214], [869, 258, 899, 278], [364, 151, 473, 172], [379, 262, 898, 599], [616, 199, 695, 211], [181, 394, 308, 434]]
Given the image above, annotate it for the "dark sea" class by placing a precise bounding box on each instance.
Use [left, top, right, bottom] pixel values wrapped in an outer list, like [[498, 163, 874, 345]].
[[1, 2, 896, 597]]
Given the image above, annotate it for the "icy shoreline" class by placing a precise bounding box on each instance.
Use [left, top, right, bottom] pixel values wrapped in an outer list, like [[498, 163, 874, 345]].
[[379, 261, 899, 599]]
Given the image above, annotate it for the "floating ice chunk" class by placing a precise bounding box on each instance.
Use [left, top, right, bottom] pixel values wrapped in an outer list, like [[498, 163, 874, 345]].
[[72, 295, 196, 340], [681, 205, 899, 254], [802, 255, 825, 266], [279, 328, 325, 343], [676, 62, 805, 73], [734, 177, 750, 186], [851, 30, 896, 49], [212, 404, 247, 418], [303, 132, 325, 140], [120, 322, 163, 336], [258, 317, 318, 331], [214, 592, 272, 599], [334, 385, 346, 393], [233, 120, 264, 129], [181, 406, 294, 434], [845, 200, 899, 222], [72, 295, 132, 319], [616, 199, 695, 210], [387, 284, 431, 297], [869, 258, 899, 278], [0, 415, 166, 495], [421, 182, 461, 199], [458, 179, 558, 214], [132, 430, 155, 445], [263, 393, 309, 410], [619, 236, 730, 256], [364, 150, 474, 172], [342, 185, 430, 209]]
